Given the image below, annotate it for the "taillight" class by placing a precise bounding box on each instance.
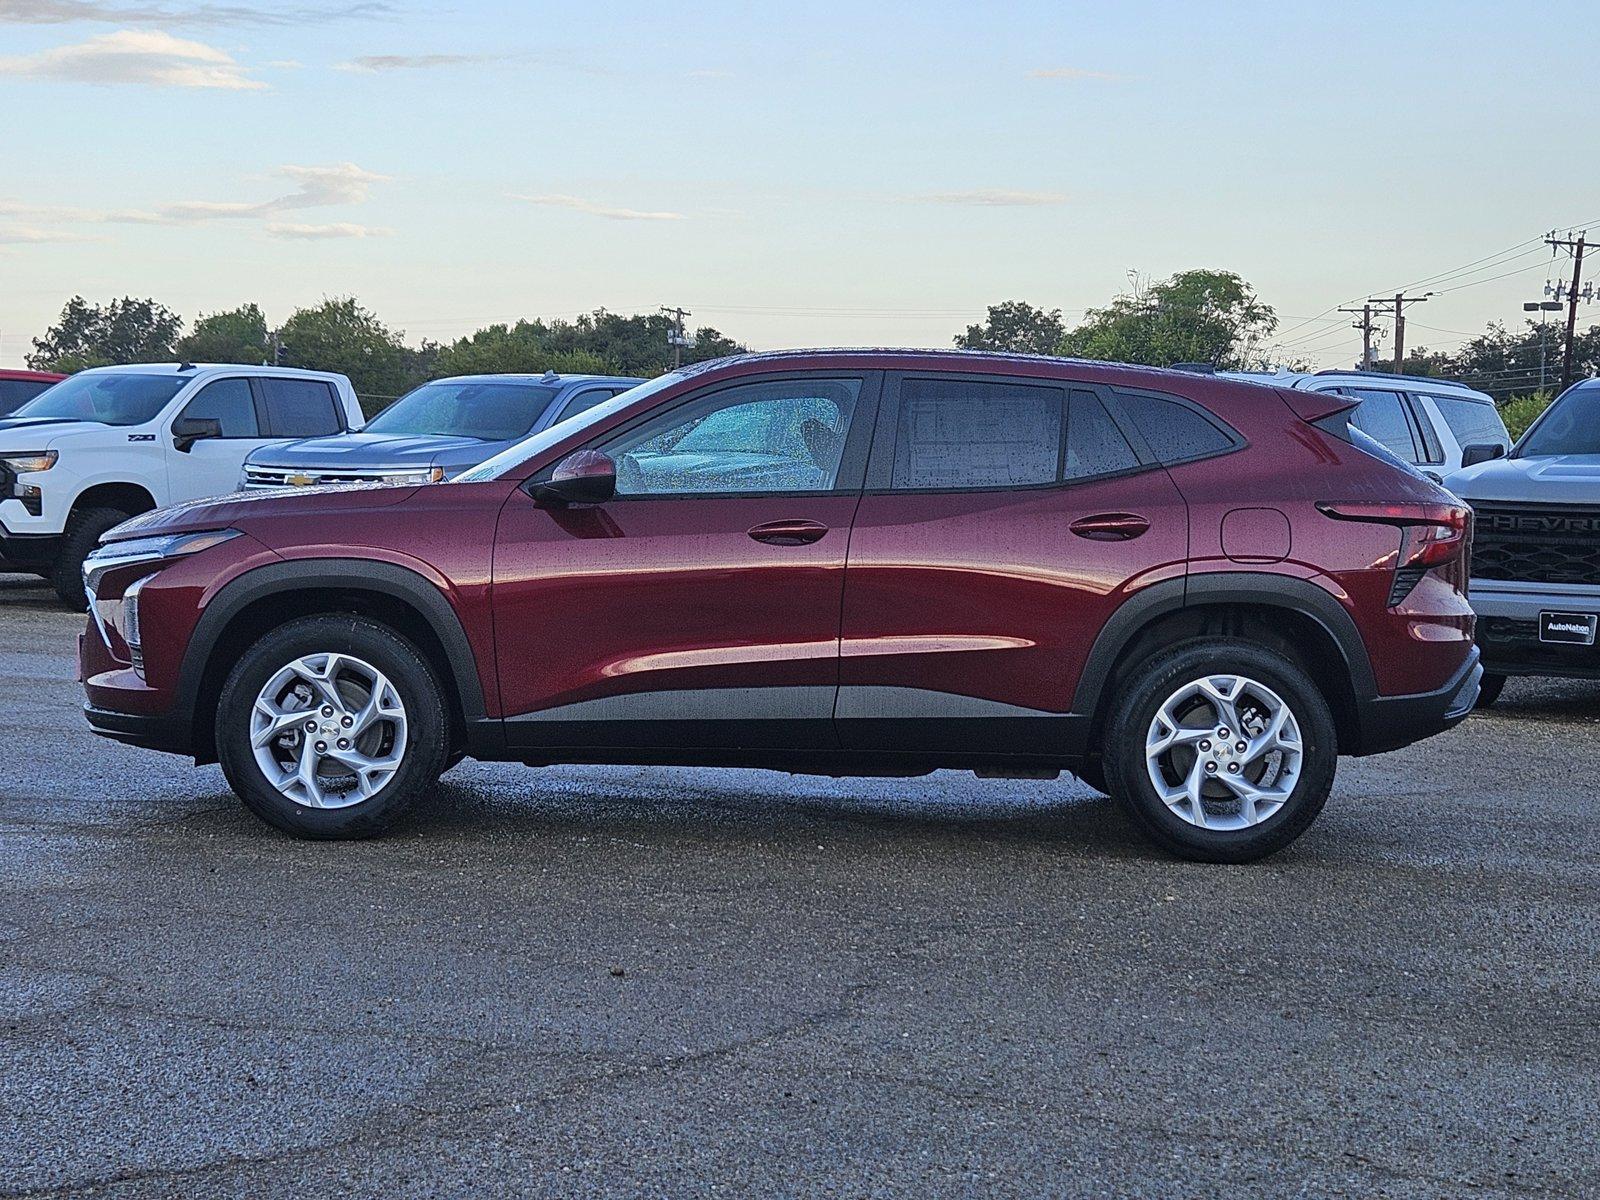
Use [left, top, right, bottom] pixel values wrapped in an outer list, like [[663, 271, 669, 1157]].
[[1316, 501, 1471, 605]]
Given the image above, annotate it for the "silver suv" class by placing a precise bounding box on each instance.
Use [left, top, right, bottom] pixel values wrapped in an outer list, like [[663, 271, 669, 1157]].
[[1444, 378, 1600, 705], [1222, 369, 1510, 478]]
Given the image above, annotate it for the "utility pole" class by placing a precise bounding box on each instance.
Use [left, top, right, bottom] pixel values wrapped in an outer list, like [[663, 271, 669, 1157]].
[[1546, 231, 1588, 391], [1365, 293, 1431, 373], [1339, 303, 1379, 369], [660, 305, 691, 369]]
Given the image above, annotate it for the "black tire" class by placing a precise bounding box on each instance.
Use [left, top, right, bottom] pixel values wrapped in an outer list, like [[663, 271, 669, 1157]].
[[52, 506, 131, 608], [1474, 673, 1507, 709], [1102, 637, 1337, 864], [216, 615, 450, 839]]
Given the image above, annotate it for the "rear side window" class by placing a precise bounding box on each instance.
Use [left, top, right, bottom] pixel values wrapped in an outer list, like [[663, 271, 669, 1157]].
[[0, 379, 54, 413], [1430, 395, 1507, 449], [178, 378, 258, 437], [1115, 391, 1237, 464], [1066, 390, 1141, 479], [1342, 388, 1417, 462], [891, 378, 1064, 489], [557, 388, 619, 423], [259, 378, 343, 437]]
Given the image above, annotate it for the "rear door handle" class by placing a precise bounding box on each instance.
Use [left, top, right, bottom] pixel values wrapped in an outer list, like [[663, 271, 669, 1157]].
[[748, 519, 829, 546], [1070, 513, 1150, 541]]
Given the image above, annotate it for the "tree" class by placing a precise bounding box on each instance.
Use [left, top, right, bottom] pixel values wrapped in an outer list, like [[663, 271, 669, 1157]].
[[1059, 270, 1278, 369], [432, 309, 747, 378], [954, 301, 1067, 355], [28, 296, 182, 371], [431, 321, 614, 378], [174, 303, 270, 365], [275, 297, 409, 410]]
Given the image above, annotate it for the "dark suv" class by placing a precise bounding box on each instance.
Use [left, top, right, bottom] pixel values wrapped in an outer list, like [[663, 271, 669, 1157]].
[[79, 351, 1480, 862]]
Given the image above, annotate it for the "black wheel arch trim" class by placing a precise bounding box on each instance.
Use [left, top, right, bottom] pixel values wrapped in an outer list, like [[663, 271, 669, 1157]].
[[1071, 572, 1380, 718], [174, 557, 490, 741]]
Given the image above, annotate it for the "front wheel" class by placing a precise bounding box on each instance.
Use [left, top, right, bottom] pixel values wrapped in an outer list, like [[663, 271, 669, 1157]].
[[1102, 638, 1337, 864], [216, 615, 450, 838], [53, 506, 131, 608]]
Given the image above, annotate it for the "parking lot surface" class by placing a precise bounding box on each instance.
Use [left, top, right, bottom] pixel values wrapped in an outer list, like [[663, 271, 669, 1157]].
[[3, 569, 1598, 1198]]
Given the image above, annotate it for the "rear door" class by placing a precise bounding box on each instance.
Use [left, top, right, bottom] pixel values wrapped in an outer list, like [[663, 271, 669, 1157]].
[[836, 372, 1188, 753], [164, 376, 280, 500]]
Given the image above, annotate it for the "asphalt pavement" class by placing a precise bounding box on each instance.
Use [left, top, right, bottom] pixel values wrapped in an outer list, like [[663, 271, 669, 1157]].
[[2, 569, 1598, 1198]]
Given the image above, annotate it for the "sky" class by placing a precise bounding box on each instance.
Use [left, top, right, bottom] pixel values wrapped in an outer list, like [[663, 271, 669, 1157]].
[[3, 0, 1598, 372]]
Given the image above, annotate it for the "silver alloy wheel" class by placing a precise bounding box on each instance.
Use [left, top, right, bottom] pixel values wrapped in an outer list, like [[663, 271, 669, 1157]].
[[249, 652, 408, 809], [1144, 673, 1302, 831]]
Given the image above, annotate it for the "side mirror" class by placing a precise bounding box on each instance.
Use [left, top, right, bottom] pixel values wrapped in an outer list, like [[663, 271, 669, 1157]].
[[531, 450, 616, 505], [172, 416, 222, 452], [1460, 443, 1506, 468]]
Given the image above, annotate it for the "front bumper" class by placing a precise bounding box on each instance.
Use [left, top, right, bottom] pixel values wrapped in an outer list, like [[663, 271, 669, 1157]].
[[1471, 581, 1600, 679], [83, 703, 191, 753], [1351, 645, 1481, 755]]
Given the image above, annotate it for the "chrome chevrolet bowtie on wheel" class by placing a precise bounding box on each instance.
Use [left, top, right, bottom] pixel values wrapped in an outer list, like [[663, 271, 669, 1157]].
[[217, 615, 449, 839]]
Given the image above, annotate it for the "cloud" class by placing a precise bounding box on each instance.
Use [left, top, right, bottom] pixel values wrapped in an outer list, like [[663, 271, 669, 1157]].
[[115, 163, 390, 224], [1028, 67, 1121, 81], [265, 221, 390, 239], [0, 0, 393, 27], [513, 193, 685, 222], [918, 189, 1069, 207], [338, 52, 504, 71], [0, 225, 105, 244], [0, 28, 264, 89]]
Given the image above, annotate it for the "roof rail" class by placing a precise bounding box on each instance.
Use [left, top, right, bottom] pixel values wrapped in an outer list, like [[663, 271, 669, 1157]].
[[1312, 368, 1474, 391], [1168, 362, 1217, 374]]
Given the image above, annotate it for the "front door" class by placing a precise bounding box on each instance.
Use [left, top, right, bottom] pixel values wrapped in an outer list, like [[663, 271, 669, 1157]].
[[492, 372, 879, 754], [164, 377, 279, 500], [837, 373, 1189, 754]]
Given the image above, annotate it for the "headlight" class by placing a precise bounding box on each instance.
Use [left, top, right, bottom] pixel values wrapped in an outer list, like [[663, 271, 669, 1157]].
[[0, 450, 57, 474], [83, 529, 241, 607], [375, 466, 446, 486]]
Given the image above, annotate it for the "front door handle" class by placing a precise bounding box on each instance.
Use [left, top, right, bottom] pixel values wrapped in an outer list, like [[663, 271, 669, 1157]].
[[1070, 512, 1150, 541], [748, 519, 829, 546]]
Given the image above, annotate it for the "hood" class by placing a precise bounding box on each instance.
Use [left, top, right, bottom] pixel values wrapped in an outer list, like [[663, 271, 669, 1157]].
[[0, 417, 107, 443], [248, 431, 513, 471], [1444, 453, 1600, 505], [102, 480, 417, 543]]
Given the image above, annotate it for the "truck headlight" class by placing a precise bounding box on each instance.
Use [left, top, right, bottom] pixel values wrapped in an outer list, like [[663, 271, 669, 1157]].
[[375, 466, 446, 486], [0, 450, 57, 474]]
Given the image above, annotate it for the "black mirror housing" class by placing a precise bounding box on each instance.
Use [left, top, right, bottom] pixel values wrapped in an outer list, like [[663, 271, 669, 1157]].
[[1460, 443, 1506, 468], [171, 416, 223, 452], [530, 450, 617, 505]]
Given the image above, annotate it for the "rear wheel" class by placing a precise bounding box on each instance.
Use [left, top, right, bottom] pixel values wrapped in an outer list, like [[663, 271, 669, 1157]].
[[53, 506, 130, 608], [1103, 638, 1336, 863], [216, 615, 450, 839], [1474, 673, 1507, 709]]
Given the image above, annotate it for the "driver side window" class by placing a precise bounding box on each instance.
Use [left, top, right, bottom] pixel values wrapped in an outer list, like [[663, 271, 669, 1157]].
[[602, 378, 862, 496], [177, 378, 259, 438]]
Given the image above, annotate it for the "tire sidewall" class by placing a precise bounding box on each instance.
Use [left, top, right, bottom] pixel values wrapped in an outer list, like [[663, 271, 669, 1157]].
[[54, 507, 129, 608], [1105, 638, 1337, 864], [217, 616, 449, 838]]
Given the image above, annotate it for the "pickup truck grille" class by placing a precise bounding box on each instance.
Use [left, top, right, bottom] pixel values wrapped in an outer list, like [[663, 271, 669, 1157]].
[[1470, 502, 1600, 586], [243, 465, 393, 491]]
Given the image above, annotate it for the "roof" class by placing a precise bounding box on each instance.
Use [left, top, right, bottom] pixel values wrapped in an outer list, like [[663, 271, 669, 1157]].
[[672, 347, 1241, 387], [0, 368, 66, 381], [74, 362, 353, 381], [439, 372, 644, 387]]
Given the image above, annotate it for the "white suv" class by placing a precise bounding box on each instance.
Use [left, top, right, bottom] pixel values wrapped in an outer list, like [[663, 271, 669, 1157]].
[[0, 363, 363, 606], [1221, 370, 1510, 478]]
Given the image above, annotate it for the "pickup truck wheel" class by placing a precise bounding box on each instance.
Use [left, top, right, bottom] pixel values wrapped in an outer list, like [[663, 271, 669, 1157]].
[[1474, 673, 1506, 709], [216, 615, 450, 839], [1103, 637, 1336, 864], [52, 506, 131, 609]]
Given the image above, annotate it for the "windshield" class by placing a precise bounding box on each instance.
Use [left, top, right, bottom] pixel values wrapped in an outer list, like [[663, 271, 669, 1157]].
[[1518, 384, 1600, 457], [454, 373, 678, 482], [363, 380, 561, 441], [11, 373, 187, 427]]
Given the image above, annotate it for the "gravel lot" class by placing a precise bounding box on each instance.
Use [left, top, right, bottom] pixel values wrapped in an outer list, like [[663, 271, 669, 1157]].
[[3, 569, 1598, 1199]]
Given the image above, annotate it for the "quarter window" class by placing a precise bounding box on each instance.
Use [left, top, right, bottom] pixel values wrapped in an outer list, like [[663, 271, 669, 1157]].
[[891, 378, 1064, 489], [260, 378, 343, 437], [1344, 388, 1418, 461], [1115, 391, 1237, 464], [177, 378, 258, 437], [1066, 390, 1141, 479], [558, 388, 619, 423], [605, 377, 861, 496]]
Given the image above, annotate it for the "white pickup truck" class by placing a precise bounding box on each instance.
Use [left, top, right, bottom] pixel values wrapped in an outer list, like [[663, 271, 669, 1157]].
[[0, 363, 363, 606]]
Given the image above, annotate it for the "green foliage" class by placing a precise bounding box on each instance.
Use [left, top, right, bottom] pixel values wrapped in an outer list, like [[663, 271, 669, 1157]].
[[1373, 320, 1600, 402], [955, 301, 1067, 355], [432, 309, 746, 379], [1499, 391, 1555, 441], [27, 295, 182, 372], [431, 321, 616, 378], [276, 297, 410, 405], [174, 303, 270, 365], [1058, 270, 1278, 370]]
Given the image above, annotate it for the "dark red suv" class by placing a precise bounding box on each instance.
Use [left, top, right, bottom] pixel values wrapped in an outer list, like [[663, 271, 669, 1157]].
[[79, 351, 1481, 861]]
